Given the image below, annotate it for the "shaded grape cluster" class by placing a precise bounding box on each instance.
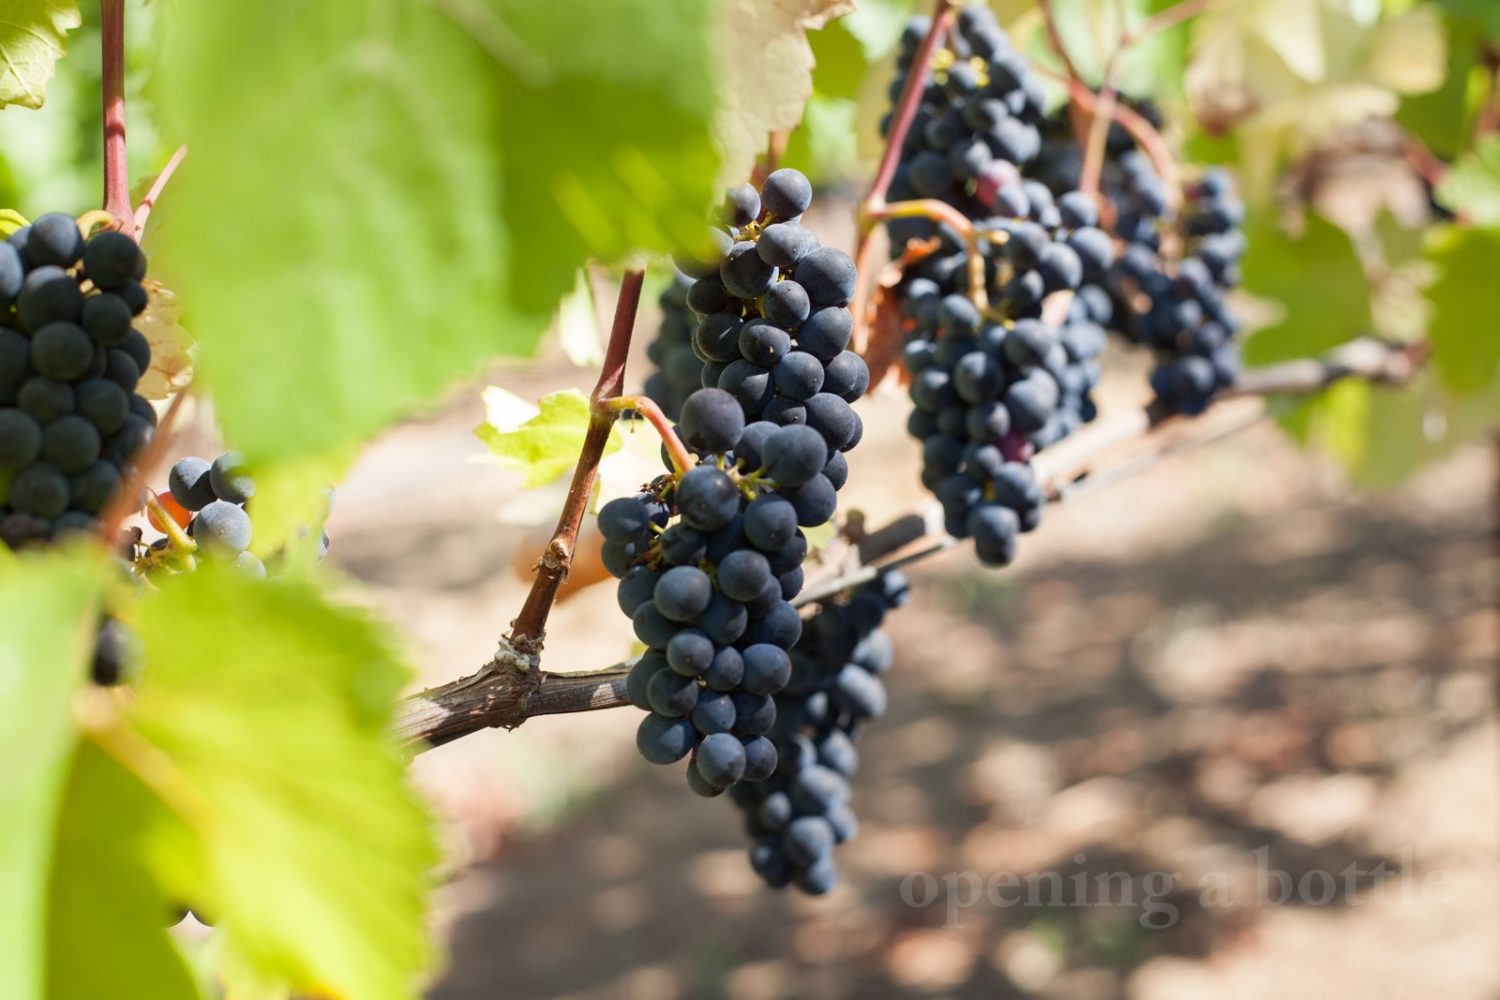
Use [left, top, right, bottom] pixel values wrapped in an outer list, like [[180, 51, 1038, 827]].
[[0, 216, 155, 549], [643, 272, 700, 421], [901, 288, 1108, 564], [1109, 168, 1246, 413], [728, 572, 907, 895], [1034, 107, 1247, 413], [882, 6, 1050, 252], [882, 12, 1112, 566]]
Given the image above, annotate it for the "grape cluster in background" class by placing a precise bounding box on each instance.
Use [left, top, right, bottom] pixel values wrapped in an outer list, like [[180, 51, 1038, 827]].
[[881, 8, 1246, 568], [883, 7, 1112, 567], [729, 572, 906, 895], [0, 215, 155, 549]]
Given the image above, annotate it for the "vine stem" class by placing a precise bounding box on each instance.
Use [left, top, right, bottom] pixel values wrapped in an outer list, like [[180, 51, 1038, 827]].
[[506, 269, 645, 651], [852, 0, 958, 347], [600, 395, 694, 473], [1078, 0, 1215, 202], [133, 145, 189, 234], [99, 389, 190, 543], [100, 0, 133, 237], [394, 336, 1426, 750]]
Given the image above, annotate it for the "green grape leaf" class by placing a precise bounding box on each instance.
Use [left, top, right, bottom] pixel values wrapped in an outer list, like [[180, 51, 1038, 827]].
[[120, 568, 438, 1000], [1241, 210, 1372, 365], [0, 208, 29, 234], [1436, 136, 1500, 225], [476, 387, 620, 488], [1396, 14, 1481, 159], [1437, 0, 1500, 39], [155, 0, 719, 467], [715, 0, 854, 188], [0, 1, 80, 110], [46, 743, 202, 1000], [1423, 223, 1500, 394], [0, 551, 100, 1000], [1277, 368, 1500, 487]]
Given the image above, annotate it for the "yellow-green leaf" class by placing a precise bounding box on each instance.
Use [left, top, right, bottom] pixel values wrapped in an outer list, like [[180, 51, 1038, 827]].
[[122, 568, 439, 1000], [1436, 135, 1500, 225], [1424, 223, 1500, 394], [476, 387, 620, 488], [0, 1, 80, 110], [0, 551, 101, 1000]]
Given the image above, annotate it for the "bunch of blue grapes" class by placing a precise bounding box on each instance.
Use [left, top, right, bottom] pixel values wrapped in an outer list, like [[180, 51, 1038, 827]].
[[0, 216, 155, 549], [606, 169, 865, 796], [1034, 106, 1247, 413], [1109, 168, 1246, 414], [882, 10, 1113, 566], [672, 167, 867, 452], [643, 273, 700, 421], [727, 572, 907, 895]]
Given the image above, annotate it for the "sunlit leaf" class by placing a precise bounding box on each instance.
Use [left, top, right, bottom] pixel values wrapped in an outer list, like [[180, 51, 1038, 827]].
[[715, 0, 855, 187], [0, 1, 80, 110], [1436, 136, 1500, 225], [46, 743, 202, 1000], [1423, 223, 1500, 394], [126, 568, 438, 1000], [476, 387, 620, 488], [0, 552, 100, 1000], [156, 0, 719, 467], [1241, 209, 1371, 364]]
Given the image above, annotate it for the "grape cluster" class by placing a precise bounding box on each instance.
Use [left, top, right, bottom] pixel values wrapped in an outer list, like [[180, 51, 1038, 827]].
[[0, 216, 155, 549], [882, 11, 1112, 566], [728, 572, 906, 895], [128, 451, 331, 577], [608, 169, 865, 796], [643, 272, 700, 421], [1109, 167, 1246, 414], [901, 288, 1107, 564], [672, 167, 867, 454], [882, 6, 1049, 250], [1034, 106, 1247, 413]]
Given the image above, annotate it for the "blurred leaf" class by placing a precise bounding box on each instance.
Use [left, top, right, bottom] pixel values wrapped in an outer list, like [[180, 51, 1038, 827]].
[[135, 281, 193, 401], [0, 1, 80, 110], [476, 387, 620, 488], [557, 271, 603, 369], [1187, 0, 1445, 185], [0, 552, 100, 1000], [715, 0, 855, 187], [1396, 13, 1481, 158], [244, 450, 348, 563], [1278, 368, 1500, 487], [1038, 0, 1193, 99], [782, 95, 862, 184], [1437, 0, 1500, 38], [0, 208, 29, 234], [1373, 208, 1428, 266], [1436, 136, 1500, 224], [1423, 224, 1500, 394], [126, 568, 438, 1000], [808, 20, 871, 101], [156, 0, 720, 467], [1241, 210, 1372, 364], [46, 743, 202, 1000], [839, 0, 921, 59]]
